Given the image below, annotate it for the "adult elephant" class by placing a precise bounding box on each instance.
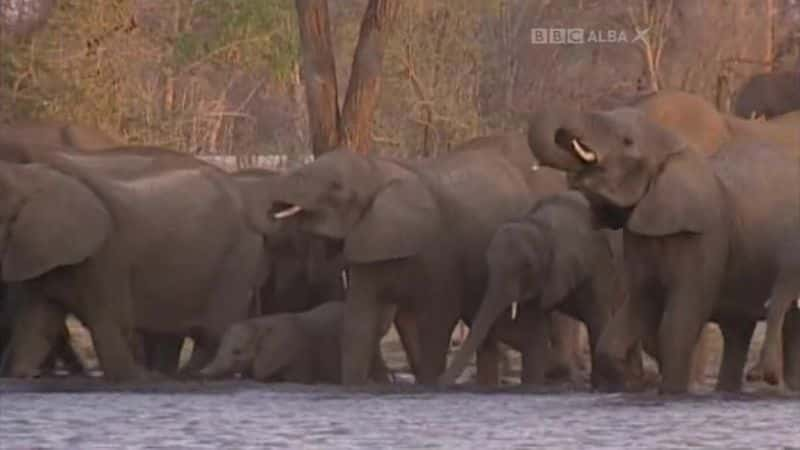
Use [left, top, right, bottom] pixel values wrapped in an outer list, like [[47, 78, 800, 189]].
[[232, 168, 346, 315], [269, 135, 566, 385], [631, 90, 800, 155], [0, 121, 118, 157], [0, 122, 119, 376], [751, 238, 800, 387], [733, 71, 800, 119], [0, 144, 263, 381], [527, 106, 800, 393], [0, 127, 184, 376]]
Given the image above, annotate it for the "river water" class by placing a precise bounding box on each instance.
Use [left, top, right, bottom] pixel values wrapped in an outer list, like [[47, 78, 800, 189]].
[[0, 380, 797, 449]]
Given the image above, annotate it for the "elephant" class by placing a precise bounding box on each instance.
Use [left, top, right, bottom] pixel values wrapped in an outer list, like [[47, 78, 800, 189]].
[[0, 129, 185, 377], [527, 105, 800, 394], [439, 191, 631, 386], [232, 168, 346, 315], [733, 71, 800, 119], [631, 90, 800, 156], [0, 123, 119, 376], [749, 238, 800, 388], [0, 144, 264, 381], [439, 191, 711, 388], [200, 301, 389, 383], [0, 121, 119, 159], [267, 134, 567, 385]]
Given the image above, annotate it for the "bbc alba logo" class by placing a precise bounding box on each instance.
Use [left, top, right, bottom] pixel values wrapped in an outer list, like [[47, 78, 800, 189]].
[[531, 27, 649, 45]]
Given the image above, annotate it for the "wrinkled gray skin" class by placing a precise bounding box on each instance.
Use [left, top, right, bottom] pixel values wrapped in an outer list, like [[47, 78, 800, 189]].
[[200, 302, 389, 383], [269, 135, 566, 385], [0, 145, 263, 381], [231, 168, 346, 315], [528, 106, 800, 393], [733, 71, 800, 119], [0, 122, 118, 375], [751, 238, 800, 387], [0, 127, 183, 376], [440, 191, 634, 387], [631, 90, 800, 156], [0, 121, 119, 155]]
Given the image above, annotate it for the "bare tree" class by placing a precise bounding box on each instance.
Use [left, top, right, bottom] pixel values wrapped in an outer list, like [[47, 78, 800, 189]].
[[295, 0, 399, 156], [295, 0, 341, 156]]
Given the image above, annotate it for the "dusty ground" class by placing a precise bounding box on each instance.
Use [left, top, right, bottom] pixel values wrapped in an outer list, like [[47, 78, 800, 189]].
[[64, 318, 771, 391]]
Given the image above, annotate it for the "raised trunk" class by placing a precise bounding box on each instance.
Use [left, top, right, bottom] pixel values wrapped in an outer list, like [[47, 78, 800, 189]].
[[439, 282, 519, 384]]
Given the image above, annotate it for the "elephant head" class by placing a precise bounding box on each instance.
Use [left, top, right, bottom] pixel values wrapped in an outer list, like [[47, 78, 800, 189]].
[[0, 161, 112, 281], [527, 107, 717, 236], [270, 149, 438, 263], [200, 315, 303, 380]]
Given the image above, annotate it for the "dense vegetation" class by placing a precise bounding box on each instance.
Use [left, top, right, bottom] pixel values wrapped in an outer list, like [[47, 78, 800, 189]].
[[1, 0, 797, 165]]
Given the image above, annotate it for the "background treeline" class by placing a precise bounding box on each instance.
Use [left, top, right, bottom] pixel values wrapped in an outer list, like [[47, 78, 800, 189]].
[[1, 0, 797, 164]]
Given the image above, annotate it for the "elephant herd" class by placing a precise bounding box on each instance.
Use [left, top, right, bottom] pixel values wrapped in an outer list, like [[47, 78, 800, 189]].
[[0, 86, 798, 396]]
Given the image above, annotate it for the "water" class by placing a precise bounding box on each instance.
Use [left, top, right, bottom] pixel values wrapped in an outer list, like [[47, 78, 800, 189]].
[[0, 380, 798, 449]]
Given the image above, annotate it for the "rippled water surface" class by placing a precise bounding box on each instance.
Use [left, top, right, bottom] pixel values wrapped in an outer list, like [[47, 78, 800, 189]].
[[1, 380, 798, 449]]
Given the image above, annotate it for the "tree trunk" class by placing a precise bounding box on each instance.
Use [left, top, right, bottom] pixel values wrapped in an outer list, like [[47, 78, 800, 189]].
[[339, 0, 400, 155], [295, 0, 341, 157]]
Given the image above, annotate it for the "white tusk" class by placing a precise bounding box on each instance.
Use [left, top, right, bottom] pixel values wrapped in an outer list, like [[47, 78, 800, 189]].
[[531, 163, 540, 172], [796, 297, 800, 310], [511, 302, 518, 320], [340, 270, 349, 290], [273, 205, 303, 219], [571, 139, 597, 163]]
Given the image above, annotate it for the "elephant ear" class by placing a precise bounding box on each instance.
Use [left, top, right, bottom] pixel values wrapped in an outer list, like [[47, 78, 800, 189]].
[[344, 177, 438, 263], [626, 154, 712, 236], [2, 172, 112, 282]]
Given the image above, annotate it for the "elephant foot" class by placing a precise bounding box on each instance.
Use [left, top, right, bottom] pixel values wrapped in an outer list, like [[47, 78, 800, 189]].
[[745, 363, 764, 382]]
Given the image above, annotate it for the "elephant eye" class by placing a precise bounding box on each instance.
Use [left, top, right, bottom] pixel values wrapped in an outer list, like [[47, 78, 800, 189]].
[[622, 136, 634, 146]]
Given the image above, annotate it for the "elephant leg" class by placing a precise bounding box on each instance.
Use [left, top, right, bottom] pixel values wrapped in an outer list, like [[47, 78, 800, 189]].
[[2, 296, 65, 377], [716, 319, 756, 393], [181, 337, 217, 375], [782, 308, 800, 391], [416, 296, 459, 385], [475, 338, 501, 386], [142, 333, 183, 375], [48, 324, 85, 375], [341, 268, 384, 385], [514, 307, 551, 385], [369, 346, 393, 383], [595, 297, 657, 391], [689, 325, 712, 387], [658, 295, 709, 394], [547, 313, 584, 380], [393, 307, 422, 377]]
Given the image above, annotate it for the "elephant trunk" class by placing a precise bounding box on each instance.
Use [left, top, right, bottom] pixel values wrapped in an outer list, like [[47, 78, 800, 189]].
[[527, 108, 592, 173], [340, 290, 384, 385], [439, 282, 520, 385]]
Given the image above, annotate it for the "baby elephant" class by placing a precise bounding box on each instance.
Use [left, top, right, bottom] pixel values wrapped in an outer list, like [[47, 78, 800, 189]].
[[440, 191, 634, 386], [200, 302, 389, 384]]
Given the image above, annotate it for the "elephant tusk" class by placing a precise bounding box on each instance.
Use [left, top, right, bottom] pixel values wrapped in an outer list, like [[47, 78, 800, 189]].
[[273, 205, 303, 219], [340, 270, 349, 290], [511, 302, 518, 320], [571, 139, 597, 163], [531, 163, 540, 172]]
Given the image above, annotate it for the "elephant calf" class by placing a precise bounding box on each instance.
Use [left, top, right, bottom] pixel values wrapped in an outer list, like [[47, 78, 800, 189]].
[[439, 191, 636, 387], [200, 302, 389, 384]]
